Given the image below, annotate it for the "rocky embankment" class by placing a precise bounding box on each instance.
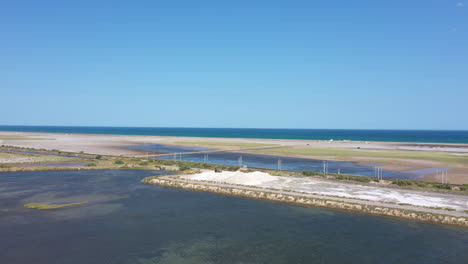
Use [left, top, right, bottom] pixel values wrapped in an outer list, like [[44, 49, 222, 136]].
[[143, 176, 468, 228]]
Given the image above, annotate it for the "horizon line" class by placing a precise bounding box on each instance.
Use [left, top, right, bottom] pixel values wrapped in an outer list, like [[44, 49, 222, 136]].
[[1, 124, 467, 132]]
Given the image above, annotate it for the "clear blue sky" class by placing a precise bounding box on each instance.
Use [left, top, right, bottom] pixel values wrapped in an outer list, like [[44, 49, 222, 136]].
[[1, 0, 467, 130]]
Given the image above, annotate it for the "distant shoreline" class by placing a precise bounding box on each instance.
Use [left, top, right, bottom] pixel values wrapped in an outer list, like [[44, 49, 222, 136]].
[[2, 125, 468, 144]]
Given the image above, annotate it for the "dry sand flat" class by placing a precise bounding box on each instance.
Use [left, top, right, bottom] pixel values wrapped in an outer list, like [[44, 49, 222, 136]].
[[3, 131, 468, 154]]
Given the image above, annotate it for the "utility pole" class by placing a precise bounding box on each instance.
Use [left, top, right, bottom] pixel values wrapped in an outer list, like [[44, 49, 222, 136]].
[[375, 167, 383, 180], [442, 170, 448, 184], [323, 161, 328, 175]]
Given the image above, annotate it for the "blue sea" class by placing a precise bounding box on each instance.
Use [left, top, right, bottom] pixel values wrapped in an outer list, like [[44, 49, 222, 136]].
[[1, 125, 468, 143]]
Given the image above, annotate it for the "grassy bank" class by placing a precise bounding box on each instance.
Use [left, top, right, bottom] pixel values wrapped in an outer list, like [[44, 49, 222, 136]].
[[257, 147, 468, 164], [176, 141, 276, 149]]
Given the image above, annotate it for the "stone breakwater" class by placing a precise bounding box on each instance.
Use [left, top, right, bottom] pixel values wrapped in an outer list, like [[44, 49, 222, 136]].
[[143, 177, 468, 228]]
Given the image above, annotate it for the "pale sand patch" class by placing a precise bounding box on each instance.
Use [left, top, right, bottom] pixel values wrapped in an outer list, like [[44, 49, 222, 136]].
[[0, 153, 72, 164], [3, 131, 468, 155]]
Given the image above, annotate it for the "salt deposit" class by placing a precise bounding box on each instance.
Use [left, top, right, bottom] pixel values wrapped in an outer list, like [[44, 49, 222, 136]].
[[185, 171, 277, 185], [182, 171, 468, 211]]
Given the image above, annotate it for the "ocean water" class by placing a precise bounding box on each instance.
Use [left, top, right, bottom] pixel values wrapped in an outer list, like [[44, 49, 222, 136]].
[[2, 125, 468, 143], [1, 170, 467, 264]]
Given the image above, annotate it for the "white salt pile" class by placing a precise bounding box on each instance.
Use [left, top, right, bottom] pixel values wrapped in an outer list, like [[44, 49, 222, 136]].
[[181, 170, 468, 211], [183, 171, 277, 186]]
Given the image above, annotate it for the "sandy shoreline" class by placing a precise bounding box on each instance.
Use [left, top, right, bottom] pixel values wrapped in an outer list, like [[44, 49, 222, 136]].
[[3, 131, 468, 151]]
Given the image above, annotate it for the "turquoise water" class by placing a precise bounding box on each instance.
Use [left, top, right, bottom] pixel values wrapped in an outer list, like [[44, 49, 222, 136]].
[[1, 170, 467, 264], [2, 125, 468, 143]]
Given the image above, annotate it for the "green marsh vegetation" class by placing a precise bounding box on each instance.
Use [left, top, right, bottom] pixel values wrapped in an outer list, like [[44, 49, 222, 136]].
[[24, 201, 89, 210], [302, 170, 325, 177]]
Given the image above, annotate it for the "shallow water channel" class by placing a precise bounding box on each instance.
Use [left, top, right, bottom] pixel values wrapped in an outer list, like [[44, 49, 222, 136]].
[[125, 144, 429, 179]]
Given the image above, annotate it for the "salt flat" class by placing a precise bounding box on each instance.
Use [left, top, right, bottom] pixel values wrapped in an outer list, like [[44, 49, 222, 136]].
[[182, 171, 468, 211]]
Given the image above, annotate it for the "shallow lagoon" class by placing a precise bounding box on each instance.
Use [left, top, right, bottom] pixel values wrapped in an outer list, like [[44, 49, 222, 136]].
[[1, 170, 467, 264], [125, 144, 418, 179]]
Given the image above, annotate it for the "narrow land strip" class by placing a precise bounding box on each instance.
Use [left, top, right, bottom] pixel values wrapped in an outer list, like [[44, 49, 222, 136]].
[[145, 175, 468, 227]]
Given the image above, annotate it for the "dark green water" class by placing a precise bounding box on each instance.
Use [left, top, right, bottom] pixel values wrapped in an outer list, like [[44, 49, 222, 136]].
[[1, 170, 467, 264]]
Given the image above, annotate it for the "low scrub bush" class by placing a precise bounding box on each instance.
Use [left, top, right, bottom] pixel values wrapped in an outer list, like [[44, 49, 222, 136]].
[[114, 160, 124, 165], [95, 155, 102, 160], [139, 161, 149, 166], [335, 174, 371, 183], [414, 182, 428, 187], [178, 162, 192, 171], [86, 163, 97, 167], [432, 184, 452, 190], [393, 179, 413, 186], [302, 170, 325, 177], [161, 160, 176, 166]]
